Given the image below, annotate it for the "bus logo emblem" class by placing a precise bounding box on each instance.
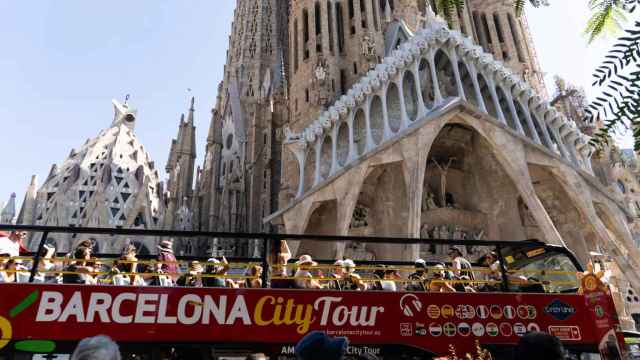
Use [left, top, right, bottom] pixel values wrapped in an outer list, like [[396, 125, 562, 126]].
[[544, 300, 576, 321], [441, 305, 454, 319]]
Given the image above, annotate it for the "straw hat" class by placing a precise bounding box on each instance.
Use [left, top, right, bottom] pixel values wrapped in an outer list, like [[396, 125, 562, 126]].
[[157, 240, 174, 252], [343, 259, 356, 273], [296, 254, 317, 266], [189, 261, 203, 273]]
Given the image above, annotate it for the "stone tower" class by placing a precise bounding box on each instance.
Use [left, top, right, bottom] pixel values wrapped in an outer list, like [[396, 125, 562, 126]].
[[466, 0, 546, 96], [16, 175, 38, 225], [20, 99, 164, 254], [0, 193, 16, 224], [164, 97, 197, 232], [194, 0, 289, 256]]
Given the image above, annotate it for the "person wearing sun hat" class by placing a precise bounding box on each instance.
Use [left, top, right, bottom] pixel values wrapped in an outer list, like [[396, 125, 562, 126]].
[[294, 331, 348, 360], [342, 259, 367, 291], [156, 239, 178, 281], [294, 254, 322, 289]]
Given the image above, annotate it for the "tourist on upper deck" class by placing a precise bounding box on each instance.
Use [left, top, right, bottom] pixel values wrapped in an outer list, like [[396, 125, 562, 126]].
[[448, 246, 475, 280], [115, 244, 138, 284], [33, 244, 56, 283], [341, 259, 367, 291], [294, 254, 323, 289], [177, 261, 203, 287], [0, 254, 18, 283], [428, 264, 457, 292], [271, 240, 294, 289], [244, 264, 263, 288], [63, 247, 95, 285], [406, 259, 428, 291], [156, 239, 178, 281], [327, 259, 345, 290], [380, 266, 400, 292], [0, 231, 27, 257], [203, 258, 225, 287]]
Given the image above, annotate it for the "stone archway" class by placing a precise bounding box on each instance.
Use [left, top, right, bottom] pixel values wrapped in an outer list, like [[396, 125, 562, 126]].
[[528, 164, 596, 265], [345, 162, 410, 260], [297, 200, 339, 260], [419, 123, 532, 261]]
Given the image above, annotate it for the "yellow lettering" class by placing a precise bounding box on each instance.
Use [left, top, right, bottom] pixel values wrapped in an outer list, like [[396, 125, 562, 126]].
[[273, 297, 285, 325], [254, 296, 275, 326], [296, 304, 315, 334]]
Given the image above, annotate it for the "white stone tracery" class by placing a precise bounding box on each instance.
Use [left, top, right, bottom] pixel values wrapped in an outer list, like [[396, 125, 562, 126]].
[[285, 16, 594, 199]]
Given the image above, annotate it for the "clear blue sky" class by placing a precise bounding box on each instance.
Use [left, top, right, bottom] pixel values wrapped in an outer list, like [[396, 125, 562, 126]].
[[0, 1, 622, 209]]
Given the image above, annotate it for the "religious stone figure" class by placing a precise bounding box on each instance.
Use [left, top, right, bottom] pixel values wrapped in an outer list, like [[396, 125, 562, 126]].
[[472, 230, 484, 241], [361, 33, 377, 70], [313, 56, 331, 106], [433, 158, 454, 207], [422, 191, 438, 212], [452, 226, 464, 240], [420, 223, 431, 238], [350, 204, 369, 229], [438, 225, 450, 240]]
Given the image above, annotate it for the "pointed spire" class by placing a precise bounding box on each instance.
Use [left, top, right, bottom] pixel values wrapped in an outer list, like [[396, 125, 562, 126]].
[[17, 175, 38, 225], [384, 0, 392, 22], [186, 97, 195, 125], [1, 193, 17, 224]]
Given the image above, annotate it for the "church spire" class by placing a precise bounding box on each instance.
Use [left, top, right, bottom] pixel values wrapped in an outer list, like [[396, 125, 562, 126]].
[[17, 175, 38, 225], [1, 193, 17, 224]]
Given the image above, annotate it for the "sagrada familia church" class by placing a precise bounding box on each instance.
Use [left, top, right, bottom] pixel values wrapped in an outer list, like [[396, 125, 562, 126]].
[[4, 0, 640, 327]]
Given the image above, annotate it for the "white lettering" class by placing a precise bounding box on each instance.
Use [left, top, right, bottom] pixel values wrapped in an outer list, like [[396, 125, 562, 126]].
[[313, 296, 342, 325], [157, 294, 177, 324], [86, 293, 112, 323], [178, 294, 202, 325], [135, 294, 158, 324], [226, 295, 251, 325], [36, 291, 63, 322], [202, 295, 227, 325], [333, 305, 349, 326], [58, 292, 85, 322], [112, 293, 136, 324]]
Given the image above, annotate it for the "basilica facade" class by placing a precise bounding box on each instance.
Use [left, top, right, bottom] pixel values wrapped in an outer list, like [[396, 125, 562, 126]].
[[11, 0, 640, 328]]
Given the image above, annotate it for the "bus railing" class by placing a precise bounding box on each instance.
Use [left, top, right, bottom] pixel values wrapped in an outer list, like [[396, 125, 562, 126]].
[[0, 224, 582, 293]]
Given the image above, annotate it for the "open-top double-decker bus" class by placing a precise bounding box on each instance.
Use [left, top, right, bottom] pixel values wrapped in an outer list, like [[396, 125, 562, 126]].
[[0, 225, 627, 359]]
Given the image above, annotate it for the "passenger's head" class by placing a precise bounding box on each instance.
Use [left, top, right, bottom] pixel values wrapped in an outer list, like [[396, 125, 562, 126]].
[[71, 335, 121, 360], [248, 265, 263, 277], [206, 258, 224, 274], [76, 239, 93, 249], [333, 260, 345, 276], [122, 244, 136, 257], [9, 231, 26, 242], [414, 259, 427, 273], [515, 332, 564, 360], [343, 259, 356, 274], [296, 255, 317, 270], [294, 331, 348, 360], [431, 264, 446, 279], [74, 247, 91, 261], [447, 246, 464, 259], [485, 251, 498, 264]]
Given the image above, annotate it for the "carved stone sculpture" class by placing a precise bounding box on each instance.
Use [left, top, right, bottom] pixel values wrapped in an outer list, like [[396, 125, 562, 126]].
[[422, 191, 438, 211], [350, 204, 369, 229]]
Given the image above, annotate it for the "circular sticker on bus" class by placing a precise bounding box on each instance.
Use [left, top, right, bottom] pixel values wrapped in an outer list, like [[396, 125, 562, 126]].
[[441, 305, 455, 319], [527, 305, 537, 320], [584, 274, 598, 291], [517, 305, 529, 320], [429, 323, 443, 337], [472, 322, 485, 337], [490, 305, 503, 319], [503, 305, 516, 319], [443, 322, 457, 337], [514, 323, 527, 337], [427, 305, 441, 319], [527, 323, 540, 332], [456, 305, 476, 320], [476, 305, 489, 319], [486, 323, 499, 337], [458, 322, 471, 337], [500, 322, 513, 337]]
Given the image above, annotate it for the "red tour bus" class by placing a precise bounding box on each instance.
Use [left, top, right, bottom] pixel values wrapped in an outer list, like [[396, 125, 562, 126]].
[[0, 225, 628, 359]]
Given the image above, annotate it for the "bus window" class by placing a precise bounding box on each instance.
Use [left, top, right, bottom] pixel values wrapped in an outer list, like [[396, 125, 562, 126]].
[[501, 246, 580, 293]]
